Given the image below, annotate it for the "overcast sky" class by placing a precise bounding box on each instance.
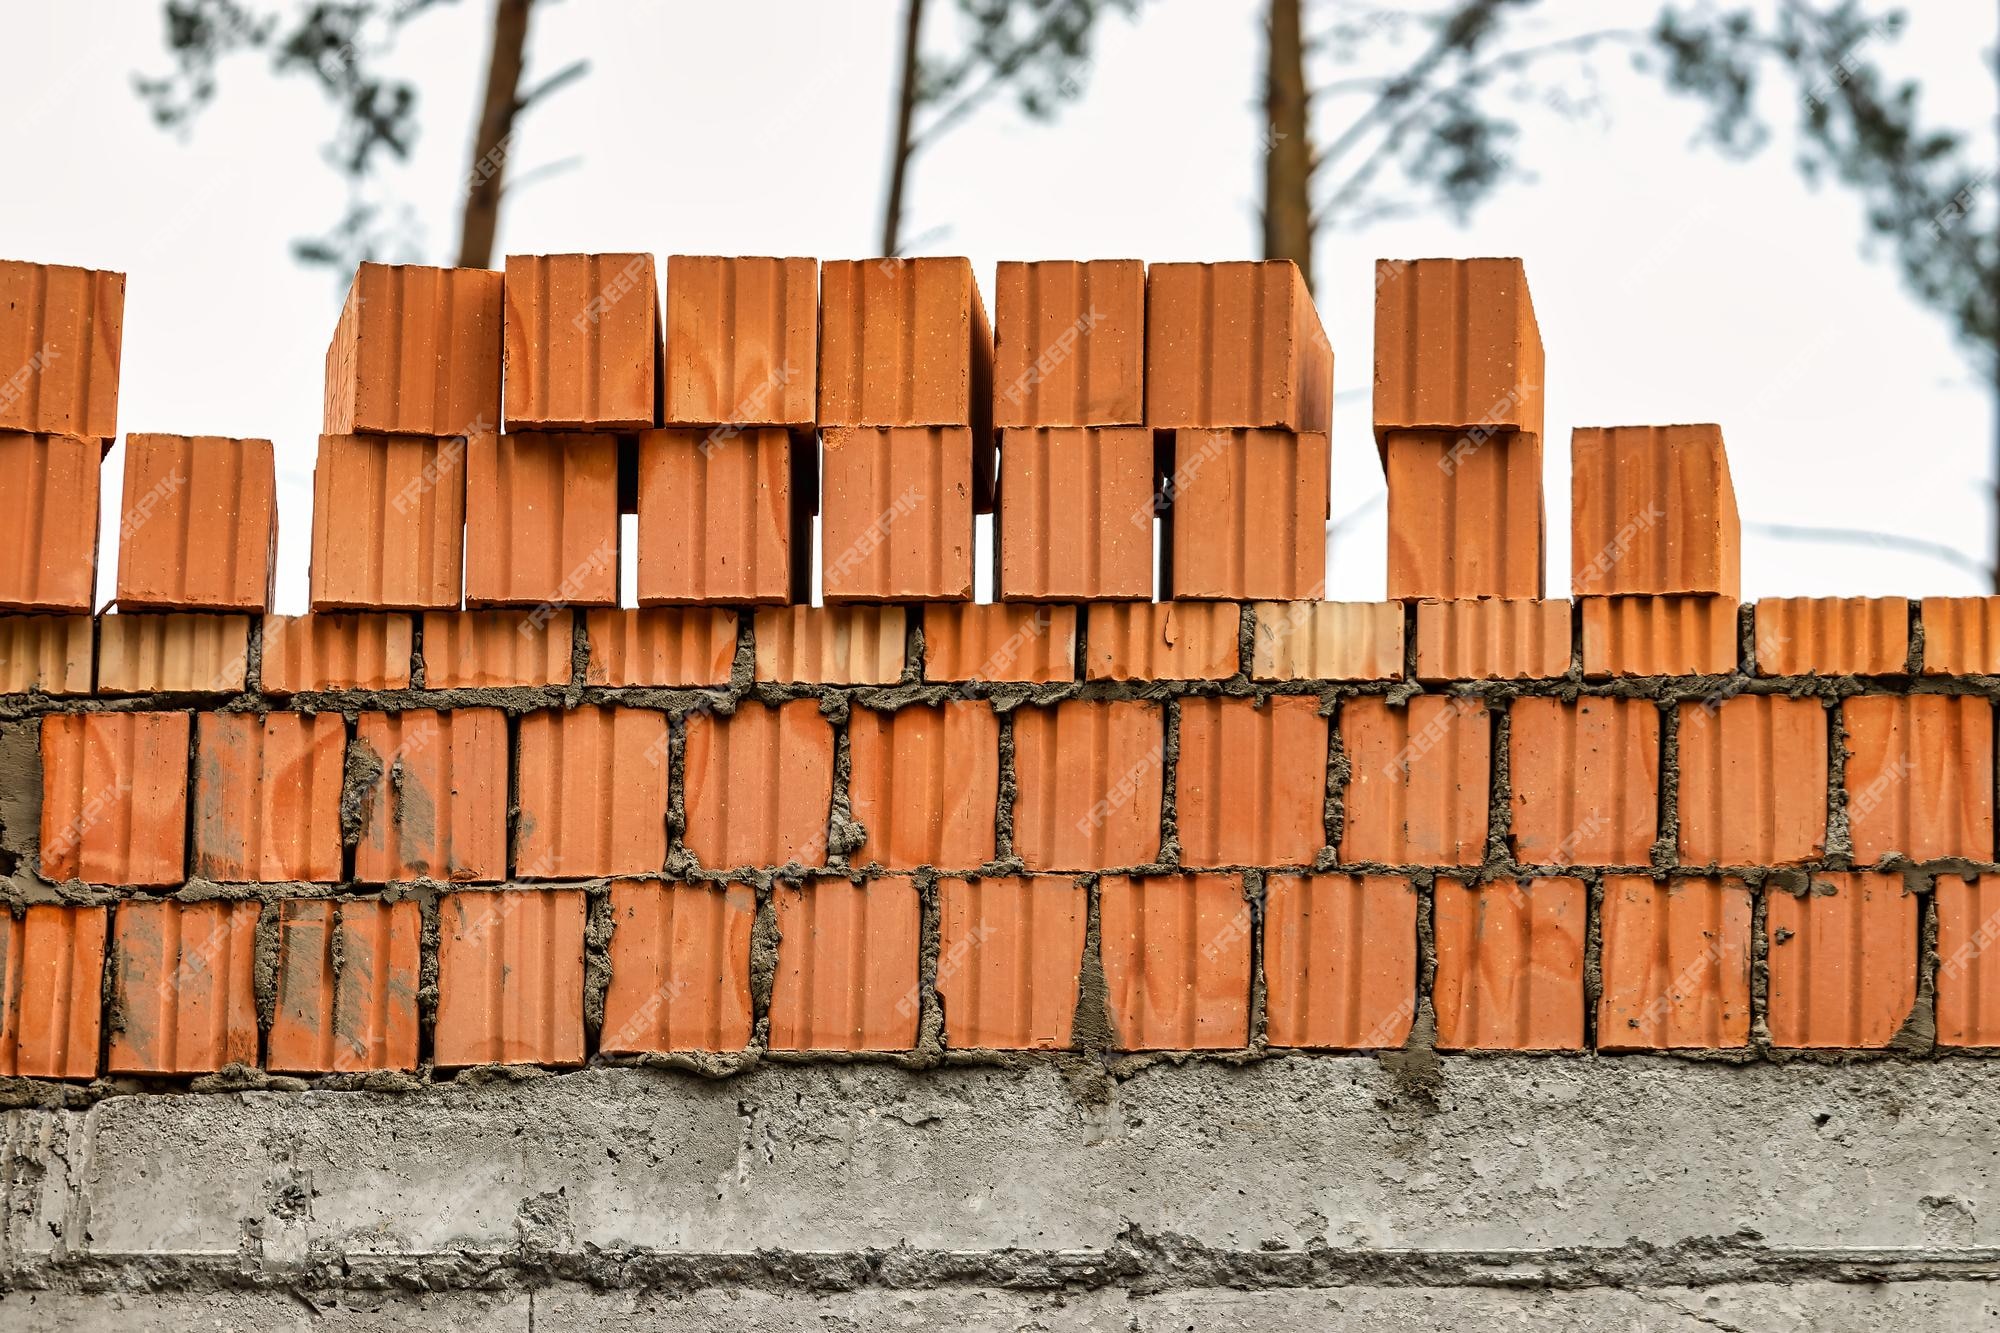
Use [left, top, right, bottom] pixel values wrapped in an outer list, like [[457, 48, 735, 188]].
[[2, 0, 1994, 612]]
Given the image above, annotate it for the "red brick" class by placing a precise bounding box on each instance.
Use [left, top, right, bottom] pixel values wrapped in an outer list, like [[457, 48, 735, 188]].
[[1508, 696, 1659, 865], [683, 699, 834, 869], [1596, 874, 1751, 1051], [1756, 597, 1909, 677], [115, 435, 276, 611], [1765, 872, 1916, 1048], [996, 426, 1153, 600], [1571, 424, 1739, 598], [1338, 695, 1490, 865], [662, 255, 817, 428], [1433, 876, 1585, 1051], [267, 897, 421, 1073], [753, 606, 906, 684], [847, 702, 999, 870], [39, 712, 189, 885], [0, 431, 99, 612], [1935, 874, 2000, 1046], [937, 875, 1088, 1049], [1145, 261, 1329, 432], [1085, 601, 1239, 681], [768, 878, 921, 1051], [324, 263, 502, 438], [309, 433, 466, 611], [421, 607, 574, 688], [1164, 429, 1328, 600], [260, 612, 414, 694], [923, 603, 1076, 683], [96, 613, 249, 694], [818, 257, 993, 438], [1413, 598, 1570, 681], [992, 260, 1143, 427], [1921, 596, 2000, 675], [821, 426, 973, 602], [584, 608, 738, 687], [1384, 429, 1543, 600], [1098, 873, 1250, 1050], [193, 711, 345, 882], [1012, 699, 1164, 870], [1175, 696, 1327, 868], [503, 253, 659, 430], [352, 709, 508, 884], [515, 706, 668, 878], [1842, 694, 1992, 862], [1677, 695, 1827, 866], [1251, 601, 1403, 681], [636, 426, 804, 605], [464, 432, 619, 607], [1372, 257, 1543, 450], [0, 904, 106, 1079], [0, 259, 125, 440], [1263, 874, 1417, 1049], [0, 614, 92, 694], [1581, 595, 1737, 677], [435, 888, 586, 1067], [601, 881, 755, 1054], [107, 898, 259, 1074]]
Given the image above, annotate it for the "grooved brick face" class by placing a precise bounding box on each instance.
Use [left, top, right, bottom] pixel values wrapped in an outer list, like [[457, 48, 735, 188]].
[[193, 711, 345, 883], [1164, 429, 1329, 601], [768, 878, 921, 1051], [820, 427, 974, 602], [1934, 874, 2000, 1046], [1921, 596, 2000, 675], [601, 881, 755, 1054], [0, 904, 106, 1079], [421, 608, 574, 689], [96, 612, 249, 695], [937, 875, 1087, 1049], [1432, 876, 1585, 1051], [1508, 696, 1659, 866], [993, 260, 1144, 428], [1263, 874, 1417, 1049], [115, 435, 277, 611], [1371, 257, 1543, 449], [1098, 873, 1251, 1050], [1384, 429, 1544, 601], [636, 427, 801, 606], [996, 426, 1153, 601], [108, 899, 260, 1075], [846, 701, 999, 870], [1414, 597, 1571, 681], [260, 612, 414, 694], [1677, 696, 1828, 866], [324, 263, 502, 438], [1756, 596, 1909, 677], [1570, 424, 1740, 598], [515, 706, 669, 878], [39, 712, 189, 885], [0, 259, 125, 439], [1251, 601, 1404, 682], [1145, 261, 1330, 432], [754, 605, 907, 685], [463, 432, 620, 608], [0, 430, 100, 613], [503, 253, 660, 430], [309, 433, 466, 611], [1765, 873, 1916, 1049], [268, 897, 421, 1073], [1338, 695, 1490, 866], [584, 608, 738, 687], [662, 255, 817, 428], [1581, 595, 1737, 678], [818, 257, 993, 439], [922, 603, 1077, 683], [1086, 602, 1239, 682], [434, 888, 586, 1068], [1011, 699, 1164, 871], [0, 614, 92, 694], [1174, 695, 1327, 869], [682, 699, 834, 869], [352, 709, 508, 884], [1596, 875, 1751, 1051], [1842, 694, 1993, 863]]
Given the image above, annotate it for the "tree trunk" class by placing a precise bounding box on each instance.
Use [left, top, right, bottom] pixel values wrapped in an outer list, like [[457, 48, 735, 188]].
[[1262, 0, 1314, 291], [457, 0, 533, 269], [880, 0, 927, 257], [1991, 0, 1999, 592]]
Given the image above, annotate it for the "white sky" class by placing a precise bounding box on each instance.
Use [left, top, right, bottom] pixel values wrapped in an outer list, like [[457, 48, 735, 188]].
[[2, 0, 1994, 612]]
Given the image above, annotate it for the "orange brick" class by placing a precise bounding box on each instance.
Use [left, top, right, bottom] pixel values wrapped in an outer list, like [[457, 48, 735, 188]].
[[1263, 874, 1417, 1049], [192, 712, 345, 883], [502, 253, 660, 430], [1921, 596, 2000, 675], [267, 897, 421, 1073], [819, 257, 993, 436], [260, 613, 414, 694], [0, 431, 100, 613], [847, 702, 999, 870], [1251, 601, 1404, 681], [1580, 595, 1737, 677], [39, 712, 189, 885], [1146, 261, 1329, 432], [662, 255, 817, 429], [996, 426, 1154, 601], [421, 607, 575, 688], [584, 608, 739, 687], [464, 432, 620, 608], [1012, 699, 1164, 871], [1935, 874, 2000, 1046], [1098, 873, 1250, 1050], [636, 427, 806, 606], [1677, 696, 1827, 866], [324, 263, 502, 438], [993, 260, 1144, 427], [922, 603, 1076, 683], [768, 878, 921, 1051], [1765, 872, 1916, 1048], [1596, 875, 1751, 1051], [434, 888, 586, 1067], [1372, 257, 1542, 446], [309, 433, 466, 611], [683, 699, 834, 869], [115, 435, 276, 612], [601, 881, 755, 1054], [107, 898, 259, 1074], [1414, 598, 1570, 681], [0, 259, 125, 440], [1175, 696, 1327, 867], [821, 426, 974, 602], [1508, 697, 1659, 865], [937, 875, 1088, 1049], [1163, 429, 1328, 601], [1571, 424, 1739, 598], [753, 606, 906, 684], [0, 904, 106, 1079], [96, 612, 249, 694], [0, 613, 92, 694], [1755, 597, 1909, 677], [515, 707, 668, 878], [1842, 694, 1992, 862], [1384, 429, 1543, 600], [1085, 601, 1240, 681], [1433, 876, 1584, 1050], [1338, 696, 1490, 865], [352, 709, 508, 884]]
